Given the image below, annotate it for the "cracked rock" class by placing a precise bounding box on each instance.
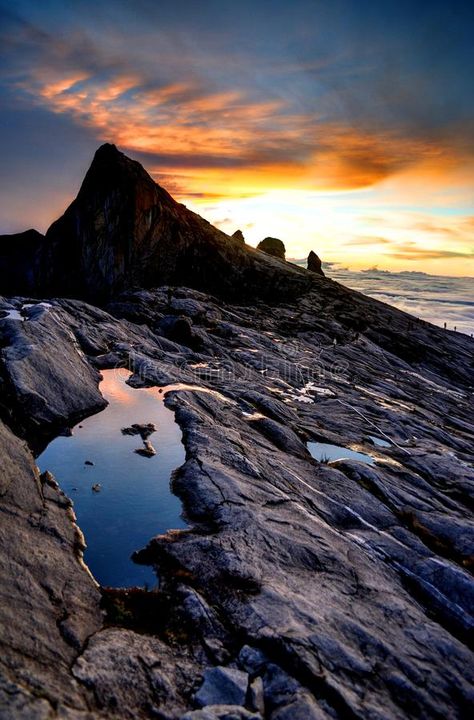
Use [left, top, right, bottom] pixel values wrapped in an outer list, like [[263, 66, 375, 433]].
[[194, 667, 249, 708]]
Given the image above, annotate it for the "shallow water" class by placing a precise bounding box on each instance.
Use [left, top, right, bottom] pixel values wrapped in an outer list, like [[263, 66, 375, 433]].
[[0, 302, 53, 322], [0, 309, 25, 321], [37, 369, 186, 588], [308, 441, 375, 465], [368, 435, 391, 448]]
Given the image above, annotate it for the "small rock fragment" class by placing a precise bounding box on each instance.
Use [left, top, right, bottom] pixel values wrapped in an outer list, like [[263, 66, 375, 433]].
[[203, 637, 231, 665], [121, 422, 156, 439], [134, 440, 156, 457], [248, 677, 264, 715], [195, 666, 249, 708], [237, 646, 267, 675]]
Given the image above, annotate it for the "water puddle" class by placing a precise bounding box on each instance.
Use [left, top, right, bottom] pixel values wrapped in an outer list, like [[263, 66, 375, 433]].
[[308, 441, 375, 465], [368, 435, 391, 448], [0, 309, 25, 321], [0, 302, 53, 322], [37, 369, 186, 588]]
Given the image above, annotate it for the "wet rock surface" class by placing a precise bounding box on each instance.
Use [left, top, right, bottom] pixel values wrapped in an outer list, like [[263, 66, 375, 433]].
[[0, 283, 473, 719], [134, 439, 157, 457], [0, 419, 102, 717]]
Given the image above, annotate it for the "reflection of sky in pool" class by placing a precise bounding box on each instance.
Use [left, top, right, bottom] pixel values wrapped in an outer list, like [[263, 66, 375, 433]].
[[37, 369, 186, 589], [368, 435, 391, 448], [308, 442, 375, 465]]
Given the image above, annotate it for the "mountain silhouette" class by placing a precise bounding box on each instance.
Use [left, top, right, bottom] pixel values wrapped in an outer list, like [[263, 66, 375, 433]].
[[0, 144, 315, 301]]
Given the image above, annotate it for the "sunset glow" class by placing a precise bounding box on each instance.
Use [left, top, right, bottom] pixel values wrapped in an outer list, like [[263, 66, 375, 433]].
[[0, 0, 472, 275]]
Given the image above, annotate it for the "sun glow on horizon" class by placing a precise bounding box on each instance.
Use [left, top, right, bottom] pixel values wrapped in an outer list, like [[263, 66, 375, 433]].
[[182, 183, 474, 276]]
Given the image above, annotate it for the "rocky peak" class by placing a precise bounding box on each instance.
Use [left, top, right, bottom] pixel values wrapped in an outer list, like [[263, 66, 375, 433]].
[[29, 146, 313, 302], [307, 250, 325, 276], [76, 143, 164, 201]]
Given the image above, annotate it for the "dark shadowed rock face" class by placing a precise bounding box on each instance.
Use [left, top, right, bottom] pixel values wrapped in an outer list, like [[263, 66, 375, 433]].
[[307, 250, 325, 276], [257, 237, 286, 260], [34, 144, 310, 302], [0, 229, 44, 295]]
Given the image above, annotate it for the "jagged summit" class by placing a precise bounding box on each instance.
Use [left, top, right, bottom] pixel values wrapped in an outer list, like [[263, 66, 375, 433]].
[[77, 143, 163, 200], [95, 142, 120, 156]]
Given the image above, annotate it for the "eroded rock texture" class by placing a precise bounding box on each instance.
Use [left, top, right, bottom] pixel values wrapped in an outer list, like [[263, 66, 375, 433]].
[[0, 284, 472, 719]]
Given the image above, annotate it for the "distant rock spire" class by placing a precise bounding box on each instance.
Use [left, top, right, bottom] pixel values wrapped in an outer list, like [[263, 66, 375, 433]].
[[307, 250, 325, 276], [232, 229, 245, 244]]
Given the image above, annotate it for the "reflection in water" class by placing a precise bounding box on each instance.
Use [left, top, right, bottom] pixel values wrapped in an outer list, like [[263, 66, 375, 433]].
[[308, 441, 375, 465], [37, 369, 186, 588], [368, 435, 391, 448]]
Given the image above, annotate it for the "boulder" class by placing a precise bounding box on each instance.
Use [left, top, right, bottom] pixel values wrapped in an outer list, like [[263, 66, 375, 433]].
[[0, 302, 105, 438], [257, 237, 285, 260], [158, 315, 195, 346]]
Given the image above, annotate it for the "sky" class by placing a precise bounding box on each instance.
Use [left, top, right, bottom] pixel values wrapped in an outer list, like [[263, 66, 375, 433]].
[[0, 0, 473, 276]]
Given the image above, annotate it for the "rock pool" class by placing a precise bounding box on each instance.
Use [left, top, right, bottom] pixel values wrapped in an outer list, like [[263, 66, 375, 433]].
[[308, 441, 375, 465], [37, 369, 186, 588]]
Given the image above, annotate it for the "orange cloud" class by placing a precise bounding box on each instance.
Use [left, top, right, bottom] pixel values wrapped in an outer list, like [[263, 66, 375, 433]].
[[14, 65, 474, 204], [39, 72, 90, 99]]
